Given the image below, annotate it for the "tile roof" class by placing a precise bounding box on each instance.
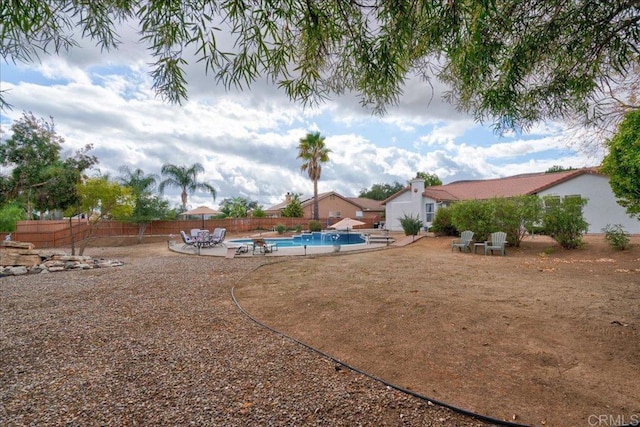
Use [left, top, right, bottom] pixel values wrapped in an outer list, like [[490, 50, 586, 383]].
[[265, 200, 288, 212], [347, 197, 384, 211], [264, 193, 314, 212], [423, 168, 601, 202]]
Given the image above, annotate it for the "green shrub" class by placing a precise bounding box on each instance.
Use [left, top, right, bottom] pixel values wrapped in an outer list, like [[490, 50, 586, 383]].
[[542, 196, 588, 249], [448, 196, 543, 246], [295, 224, 303, 233], [0, 203, 26, 232], [602, 224, 630, 250], [449, 199, 495, 242], [281, 197, 304, 217], [308, 220, 322, 232], [275, 224, 286, 234], [251, 207, 266, 217], [430, 206, 458, 236], [530, 224, 547, 235], [399, 213, 422, 237], [492, 196, 543, 247]]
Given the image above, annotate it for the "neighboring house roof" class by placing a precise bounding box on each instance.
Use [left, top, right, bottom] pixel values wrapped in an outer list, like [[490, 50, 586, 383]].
[[264, 193, 312, 213], [381, 186, 411, 204], [265, 191, 382, 212], [265, 199, 296, 213], [347, 197, 385, 212], [383, 168, 602, 203]]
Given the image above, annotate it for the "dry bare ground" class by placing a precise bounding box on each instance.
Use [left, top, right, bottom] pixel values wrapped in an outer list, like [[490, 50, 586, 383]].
[[1, 236, 488, 427], [2, 233, 639, 426], [234, 234, 640, 427]]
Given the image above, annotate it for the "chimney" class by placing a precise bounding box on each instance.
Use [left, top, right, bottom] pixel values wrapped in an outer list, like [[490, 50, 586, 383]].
[[285, 192, 291, 203], [410, 177, 425, 199]]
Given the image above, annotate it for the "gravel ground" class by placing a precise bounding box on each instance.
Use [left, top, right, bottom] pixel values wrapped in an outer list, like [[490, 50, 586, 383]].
[[1, 250, 494, 426]]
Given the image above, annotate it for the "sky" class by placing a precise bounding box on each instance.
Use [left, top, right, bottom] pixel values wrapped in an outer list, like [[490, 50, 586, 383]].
[[0, 25, 606, 211]]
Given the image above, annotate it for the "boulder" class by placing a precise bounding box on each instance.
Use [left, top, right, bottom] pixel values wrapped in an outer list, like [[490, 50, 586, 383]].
[[52, 255, 93, 262], [7, 266, 28, 275], [0, 252, 42, 267], [1, 241, 34, 250], [0, 241, 42, 267]]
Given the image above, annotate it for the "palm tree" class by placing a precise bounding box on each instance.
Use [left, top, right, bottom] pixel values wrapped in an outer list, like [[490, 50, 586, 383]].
[[117, 166, 163, 242], [117, 166, 157, 197], [158, 163, 216, 211], [297, 132, 331, 220]]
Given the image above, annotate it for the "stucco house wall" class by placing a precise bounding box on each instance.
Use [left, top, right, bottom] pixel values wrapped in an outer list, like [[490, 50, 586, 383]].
[[384, 170, 638, 234], [538, 174, 638, 234], [302, 194, 366, 220], [385, 178, 425, 231]]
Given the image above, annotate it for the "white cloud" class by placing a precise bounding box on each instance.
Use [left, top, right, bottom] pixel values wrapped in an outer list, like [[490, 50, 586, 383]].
[[1, 40, 601, 211], [419, 120, 476, 148]]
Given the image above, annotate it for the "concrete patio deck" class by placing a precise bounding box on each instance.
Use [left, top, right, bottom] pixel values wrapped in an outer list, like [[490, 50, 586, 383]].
[[168, 230, 420, 257]]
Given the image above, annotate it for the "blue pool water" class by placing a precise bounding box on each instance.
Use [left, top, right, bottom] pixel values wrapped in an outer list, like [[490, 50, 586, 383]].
[[229, 231, 366, 247]]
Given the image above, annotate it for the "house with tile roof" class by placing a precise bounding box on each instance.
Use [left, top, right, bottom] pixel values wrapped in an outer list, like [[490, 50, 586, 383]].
[[383, 168, 638, 234], [265, 191, 384, 222]]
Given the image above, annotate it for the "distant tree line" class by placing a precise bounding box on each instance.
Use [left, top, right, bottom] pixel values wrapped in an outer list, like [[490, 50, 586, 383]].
[[359, 172, 442, 201]]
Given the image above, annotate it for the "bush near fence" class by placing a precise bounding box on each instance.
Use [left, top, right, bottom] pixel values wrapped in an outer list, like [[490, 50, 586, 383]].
[[6, 217, 380, 248]]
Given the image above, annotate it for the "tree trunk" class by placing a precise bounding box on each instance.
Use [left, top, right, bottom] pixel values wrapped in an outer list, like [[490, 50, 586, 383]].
[[78, 224, 96, 256], [137, 222, 148, 243], [313, 179, 319, 220], [181, 190, 188, 211], [68, 217, 76, 255]]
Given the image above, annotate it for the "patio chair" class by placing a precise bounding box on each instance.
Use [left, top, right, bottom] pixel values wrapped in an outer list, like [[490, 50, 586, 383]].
[[252, 238, 278, 255], [180, 231, 197, 250], [451, 230, 474, 252], [484, 231, 507, 256], [208, 228, 227, 247]]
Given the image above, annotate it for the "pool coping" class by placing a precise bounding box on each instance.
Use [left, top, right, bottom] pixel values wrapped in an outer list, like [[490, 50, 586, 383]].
[[167, 232, 421, 257]]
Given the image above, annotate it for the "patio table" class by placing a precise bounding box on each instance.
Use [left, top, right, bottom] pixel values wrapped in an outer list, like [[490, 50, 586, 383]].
[[196, 230, 211, 248], [473, 242, 486, 254]]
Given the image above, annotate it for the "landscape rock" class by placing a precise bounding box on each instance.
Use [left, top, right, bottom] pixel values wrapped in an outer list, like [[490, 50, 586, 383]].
[[0, 240, 124, 277], [7, 266, 28, 276], [0, 253, 42, 267], [43, 260, 65, 268], [1, 241, 34, 250], [53, 255, 93, 262]]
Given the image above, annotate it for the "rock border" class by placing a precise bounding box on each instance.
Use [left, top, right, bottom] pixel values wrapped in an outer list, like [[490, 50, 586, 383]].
[[1, 241, 124, 277]]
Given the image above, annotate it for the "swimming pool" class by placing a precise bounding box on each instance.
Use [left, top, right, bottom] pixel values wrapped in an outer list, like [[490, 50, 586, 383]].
[[229, 231, 366, 247]]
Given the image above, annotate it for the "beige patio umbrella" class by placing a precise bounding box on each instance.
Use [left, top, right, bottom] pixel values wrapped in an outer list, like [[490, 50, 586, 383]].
[[329, 217, 366, 243], [180, 205, 220, 228]]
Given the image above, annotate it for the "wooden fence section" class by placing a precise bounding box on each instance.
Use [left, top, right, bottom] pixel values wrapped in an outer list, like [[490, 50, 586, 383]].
[[5, 221, 88, 248], [7, 216, 382, 248], [11, 220, 70, 232]]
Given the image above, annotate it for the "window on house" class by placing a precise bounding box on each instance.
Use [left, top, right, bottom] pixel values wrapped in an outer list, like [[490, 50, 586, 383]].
[[543, 194, 583, 216], [425, 203, 435, 223], [543, 195, 561, 207], [329, 211, 341, 218]]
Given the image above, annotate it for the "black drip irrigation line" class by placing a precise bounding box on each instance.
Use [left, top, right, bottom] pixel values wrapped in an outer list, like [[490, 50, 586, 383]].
[[231, 286, 531, 427]]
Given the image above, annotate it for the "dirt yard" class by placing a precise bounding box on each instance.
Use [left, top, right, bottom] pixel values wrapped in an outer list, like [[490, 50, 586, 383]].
[[4, 233, 638, 426], [233, 234, 640, 426]]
